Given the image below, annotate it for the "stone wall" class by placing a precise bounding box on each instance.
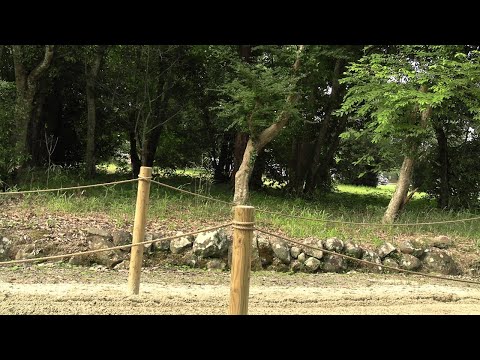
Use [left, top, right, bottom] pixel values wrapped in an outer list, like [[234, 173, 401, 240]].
[[0, 229, 465, 276]]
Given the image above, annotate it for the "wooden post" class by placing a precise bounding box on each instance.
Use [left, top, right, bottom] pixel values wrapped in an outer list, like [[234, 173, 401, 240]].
[[127, 166, 152, 295], [229, 205, 254, 315]]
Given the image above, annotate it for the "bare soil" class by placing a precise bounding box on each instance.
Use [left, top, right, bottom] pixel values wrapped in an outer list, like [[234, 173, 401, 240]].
[[1, 264, 480, 314]]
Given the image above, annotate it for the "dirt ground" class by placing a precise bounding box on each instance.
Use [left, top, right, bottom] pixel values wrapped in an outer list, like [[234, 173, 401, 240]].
[[1, 264, 480, 315]]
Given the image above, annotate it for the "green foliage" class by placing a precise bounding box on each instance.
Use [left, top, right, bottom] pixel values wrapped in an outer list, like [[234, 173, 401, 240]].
[[335, 118, 402, 186], [213, 45, 302, 139], [414, 121, 480, 210], [338, 45, 480, 156], [0, 80, 16, 189]]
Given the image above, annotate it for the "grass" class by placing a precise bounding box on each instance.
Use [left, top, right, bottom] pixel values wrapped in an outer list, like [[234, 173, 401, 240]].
[[5, 166, 480, 247]]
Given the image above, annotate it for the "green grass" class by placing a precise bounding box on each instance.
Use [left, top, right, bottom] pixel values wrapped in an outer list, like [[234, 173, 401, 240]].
[[6, 166, 480, 247]]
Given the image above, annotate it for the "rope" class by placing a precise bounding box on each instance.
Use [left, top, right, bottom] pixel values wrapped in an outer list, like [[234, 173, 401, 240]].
[[255, 209, 480, 226], [0, 178, 139, 196], [255, 227, 480, 286], [148, 178, 234, 206], [232, 221, 255, 230], [0, 223, 232, 267], [145, 179, 480, 227]]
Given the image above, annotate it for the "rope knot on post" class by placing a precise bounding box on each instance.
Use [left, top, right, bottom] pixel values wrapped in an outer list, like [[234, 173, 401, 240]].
[[232, 221, 255, 231]]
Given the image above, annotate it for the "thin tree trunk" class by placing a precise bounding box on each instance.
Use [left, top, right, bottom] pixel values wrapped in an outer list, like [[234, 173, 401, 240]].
[[312, 114, 349, 192], [12, 45, 55, 169], [30, 79, 48, 167], [304, 58, 346, 194], [85, 46, 106, 177], [382, 85, 432, 223], [434, 124, 449, 209], [129, 126, 141, 178], [213, 133, 233, 183], [382, 156, 415, 223], [249, 148, 266, 190], [288, 139, 311, 194], [141, 125, 163, 167], [234, 45, 304, 204]]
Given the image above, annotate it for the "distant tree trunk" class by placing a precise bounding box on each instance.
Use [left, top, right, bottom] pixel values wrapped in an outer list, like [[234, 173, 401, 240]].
[[213, 133, 233, 183], [234, 46, 304, 204], [0, 46, 4, 80], [30, 78, 48, 167], [288, 139, 311, 194], [434, 124, 450, 209], [12, 45, 55, 169], [304, 58, 346, 195], [141, 125, 163, 167], [313, 114, 348, 192], [140, 78, 168, 168], [85, 45, 106, 178], [129, 125, 141, 178], [383, 85, 432, 223]]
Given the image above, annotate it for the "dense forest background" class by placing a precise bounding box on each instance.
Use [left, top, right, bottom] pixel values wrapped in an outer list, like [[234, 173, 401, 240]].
[[1, 45, 480, 223]]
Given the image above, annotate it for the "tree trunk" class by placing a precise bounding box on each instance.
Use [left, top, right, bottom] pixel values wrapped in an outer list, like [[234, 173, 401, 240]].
[[382, 85, 432, 223], [304, 58, 346, 194], [129, 127, 141, 178], [213, 133, 233, 183], [85, 46, 106, 177], [141, 125, 163, 167], [382, 156, 415, 223], [12, 45, 55, 169], [249, 148, 266, 190], [14, 95, 34, 163], [234, 140, 256, 204], [312, 114, 349, 192], [434, 124, 450, 209], [233, 45, 304, 204], [30, 79, 48, 167], [231, 132, 249, 185], [288, 139, 311, 194]]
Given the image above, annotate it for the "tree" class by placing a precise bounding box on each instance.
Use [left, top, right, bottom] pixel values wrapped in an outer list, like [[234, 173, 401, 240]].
[[85, 45, 107, 177], [0, 80, 16, 190], [339, 45, 480, 222], [215, 45, 305, 204], [12, 45, 55, 168]]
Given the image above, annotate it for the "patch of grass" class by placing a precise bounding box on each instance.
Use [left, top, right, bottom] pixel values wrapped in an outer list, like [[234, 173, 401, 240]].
[[6, 167, 480, 248]]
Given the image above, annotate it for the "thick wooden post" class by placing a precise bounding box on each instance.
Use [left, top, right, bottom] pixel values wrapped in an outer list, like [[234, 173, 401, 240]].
[[127, 166, 152, 295], [229, 205, 254, 315]]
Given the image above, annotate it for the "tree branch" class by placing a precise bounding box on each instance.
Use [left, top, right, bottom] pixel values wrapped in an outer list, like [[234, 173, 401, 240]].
[[255, 45, 305, 150], [12, 45, 27, 92], [27, 45, 55, 87]]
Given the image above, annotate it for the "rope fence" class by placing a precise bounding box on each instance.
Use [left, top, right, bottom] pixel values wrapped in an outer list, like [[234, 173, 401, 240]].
[[3, 176, 479, 227], [0, 178, 139, 195], [1, 168, 480, 314], [148, 178, 480, 227]]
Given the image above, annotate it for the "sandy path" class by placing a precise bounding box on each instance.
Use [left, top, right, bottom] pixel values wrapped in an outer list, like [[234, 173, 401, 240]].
[[1, 265, 479, 314]]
